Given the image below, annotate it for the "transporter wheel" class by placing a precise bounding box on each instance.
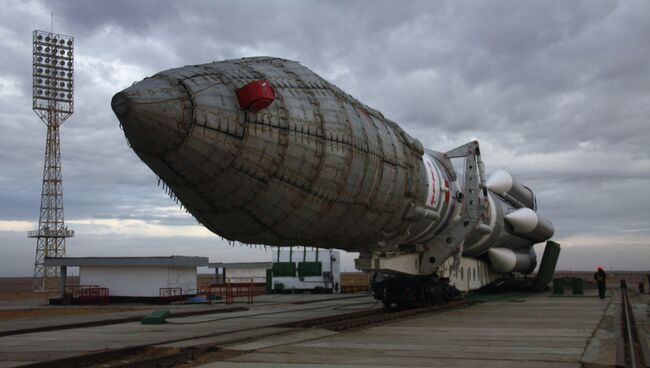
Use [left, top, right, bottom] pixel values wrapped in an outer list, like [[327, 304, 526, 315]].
[[372, 274, 458, 308]]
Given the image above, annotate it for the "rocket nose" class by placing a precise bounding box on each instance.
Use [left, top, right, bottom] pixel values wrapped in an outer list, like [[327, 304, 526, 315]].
[[111, 92, 131, 116], [111, 76, 192, 156]]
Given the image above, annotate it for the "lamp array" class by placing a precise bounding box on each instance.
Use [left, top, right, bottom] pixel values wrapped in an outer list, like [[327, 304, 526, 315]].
[[32, 30, 74, 111]]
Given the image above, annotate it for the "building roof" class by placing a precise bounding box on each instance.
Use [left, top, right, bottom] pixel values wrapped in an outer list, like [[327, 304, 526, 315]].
[[208, 262, 272, 269], [43, 256, 209, 267]]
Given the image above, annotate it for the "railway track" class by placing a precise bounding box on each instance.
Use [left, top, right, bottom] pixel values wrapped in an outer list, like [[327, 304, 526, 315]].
[[278, 299, 471, 331], [618, 285, 649, 368], [18, 298, 472, 368]]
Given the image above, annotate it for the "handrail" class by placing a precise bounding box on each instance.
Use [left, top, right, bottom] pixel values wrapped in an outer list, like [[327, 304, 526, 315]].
[[28, 229, 74, 238]]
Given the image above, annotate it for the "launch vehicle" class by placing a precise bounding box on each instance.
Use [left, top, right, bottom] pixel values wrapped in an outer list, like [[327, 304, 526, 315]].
[[111, 57, 555, 306]]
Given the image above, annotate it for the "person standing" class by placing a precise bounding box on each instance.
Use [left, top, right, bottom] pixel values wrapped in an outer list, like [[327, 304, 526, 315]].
[[594, 267, 607, 299]]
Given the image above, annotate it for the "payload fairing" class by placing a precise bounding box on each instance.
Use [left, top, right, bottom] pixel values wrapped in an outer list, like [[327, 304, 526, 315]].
[[112, 57, 554, 306]]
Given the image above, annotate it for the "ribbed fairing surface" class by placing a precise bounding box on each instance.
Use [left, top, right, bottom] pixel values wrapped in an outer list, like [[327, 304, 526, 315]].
[[127, 57, 427, 249]]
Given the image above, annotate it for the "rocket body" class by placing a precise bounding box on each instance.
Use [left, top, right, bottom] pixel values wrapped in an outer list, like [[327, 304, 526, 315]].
[[112, 57, 553, 276]]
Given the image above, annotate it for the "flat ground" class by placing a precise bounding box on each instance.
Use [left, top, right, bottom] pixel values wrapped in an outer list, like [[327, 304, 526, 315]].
[[0, 273, 647, 367], [0, 290, 641, 368]]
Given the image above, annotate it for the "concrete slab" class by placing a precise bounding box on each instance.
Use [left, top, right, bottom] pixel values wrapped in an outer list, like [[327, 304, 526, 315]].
[[0, 295, 377, 365], [158, 327, 292, 349], [0, 292, 613, 367], [0, 293, 368, 335], [580, 298, 617, 367], [225, 329, 338, 351], [0, 362, 37, 368], [214, 293, 609, 367], [0, 303, 240, 335]]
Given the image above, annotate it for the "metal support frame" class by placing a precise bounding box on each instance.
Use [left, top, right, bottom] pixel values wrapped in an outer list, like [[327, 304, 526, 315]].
[[420, 140, 488, 274], [28, 30, 74, 292]]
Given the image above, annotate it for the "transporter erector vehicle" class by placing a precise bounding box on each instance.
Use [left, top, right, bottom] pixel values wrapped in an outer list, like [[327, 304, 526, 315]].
[[111, 57, 556, 307]]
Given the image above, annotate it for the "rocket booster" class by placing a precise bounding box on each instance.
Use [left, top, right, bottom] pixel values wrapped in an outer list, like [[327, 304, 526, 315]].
[[111, 57, 553, 275]]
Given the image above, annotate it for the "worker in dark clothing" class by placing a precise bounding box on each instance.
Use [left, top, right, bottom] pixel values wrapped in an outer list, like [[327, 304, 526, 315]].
[[594, 267, 607, 299]]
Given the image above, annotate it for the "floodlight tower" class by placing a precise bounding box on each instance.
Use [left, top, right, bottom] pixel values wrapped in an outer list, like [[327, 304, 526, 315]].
[[28, 30, 75, 292]]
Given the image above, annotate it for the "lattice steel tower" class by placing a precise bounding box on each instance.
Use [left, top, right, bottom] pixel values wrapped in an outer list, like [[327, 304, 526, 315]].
[[28, 30, 75, 292]]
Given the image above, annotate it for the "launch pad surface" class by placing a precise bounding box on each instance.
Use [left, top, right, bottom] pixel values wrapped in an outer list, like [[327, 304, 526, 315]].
[[0, 290, 640, 368]]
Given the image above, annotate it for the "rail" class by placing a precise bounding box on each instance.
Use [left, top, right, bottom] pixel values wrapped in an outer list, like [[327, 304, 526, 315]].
[[278, 299, 471, 331], [619, 281, 649, 368]]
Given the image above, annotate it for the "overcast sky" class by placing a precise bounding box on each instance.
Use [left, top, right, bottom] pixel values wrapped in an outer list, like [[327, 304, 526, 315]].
[[0, 0, 648, 276]]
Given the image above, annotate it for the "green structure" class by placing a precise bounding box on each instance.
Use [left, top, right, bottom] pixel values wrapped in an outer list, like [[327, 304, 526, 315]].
[[141, 309, 170, 325], [534, 241, 561, 291], [272, 262, 296, 277]]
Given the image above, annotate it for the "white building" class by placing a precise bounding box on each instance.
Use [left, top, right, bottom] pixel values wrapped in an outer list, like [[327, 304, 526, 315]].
[[44, 256, 208, 301]]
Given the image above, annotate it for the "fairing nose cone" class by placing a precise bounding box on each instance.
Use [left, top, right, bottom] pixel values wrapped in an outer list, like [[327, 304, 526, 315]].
[[111, 76, 192, 156], [486, 170, 513, 195], [488, 247, 517, 273], [505, 207, 538, 233], [111, 92, 130, 115]]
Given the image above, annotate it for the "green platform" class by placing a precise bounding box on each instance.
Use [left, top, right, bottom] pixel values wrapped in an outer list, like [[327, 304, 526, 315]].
[[141, 309, 170, 325]]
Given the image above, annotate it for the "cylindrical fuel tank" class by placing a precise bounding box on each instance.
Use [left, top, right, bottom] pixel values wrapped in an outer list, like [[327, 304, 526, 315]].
[[112, 57, 431, 250], [488, 247, 537, 274], [486, 170, 536, 210]]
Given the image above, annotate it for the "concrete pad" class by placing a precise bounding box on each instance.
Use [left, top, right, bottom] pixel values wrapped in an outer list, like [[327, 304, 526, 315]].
[[580, 299, 617, 367], [0, 295, 377, 365], [225, 329, 338, 351], [0, 363, 38, 368], [218, 352, 581, 368], [219, 293, 608, 367], [0, 303, 240, 335], [158, 327, 292, 348]]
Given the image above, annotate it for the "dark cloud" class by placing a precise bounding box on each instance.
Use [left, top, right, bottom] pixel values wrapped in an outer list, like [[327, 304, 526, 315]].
[[0, 0, 648, 275]]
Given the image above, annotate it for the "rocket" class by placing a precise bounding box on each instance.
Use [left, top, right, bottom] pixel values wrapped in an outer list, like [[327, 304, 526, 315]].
[[111, 57, 554, 300]]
